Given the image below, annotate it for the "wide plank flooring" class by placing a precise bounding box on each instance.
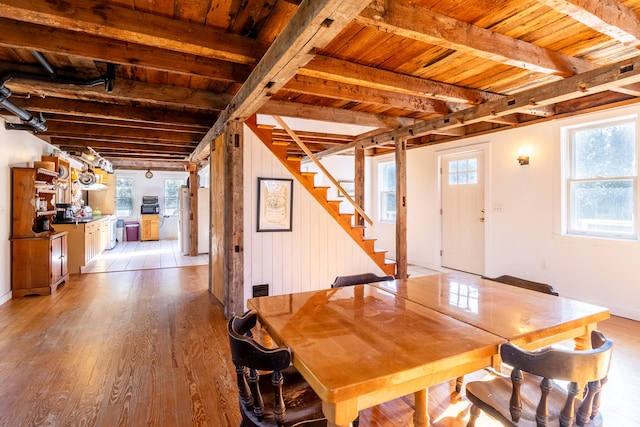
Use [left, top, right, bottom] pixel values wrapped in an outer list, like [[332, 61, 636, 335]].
[[0, 266, 636, 426]]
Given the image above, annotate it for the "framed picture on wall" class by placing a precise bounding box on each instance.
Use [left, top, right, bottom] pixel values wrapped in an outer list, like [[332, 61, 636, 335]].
[[257, 177, 293, 232], [338, 180, 355, 198]]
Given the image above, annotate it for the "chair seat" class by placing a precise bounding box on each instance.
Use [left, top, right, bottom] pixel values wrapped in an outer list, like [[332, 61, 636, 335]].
[[240, 365, 327, 427], [466, 376, 603, 427]]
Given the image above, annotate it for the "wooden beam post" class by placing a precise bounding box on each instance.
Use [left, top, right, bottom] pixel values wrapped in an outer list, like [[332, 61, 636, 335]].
[[395, 138, 407, 279], [224, 121, 244, 318], [354, 145, 365, 226], [186, 163, 198, 257]]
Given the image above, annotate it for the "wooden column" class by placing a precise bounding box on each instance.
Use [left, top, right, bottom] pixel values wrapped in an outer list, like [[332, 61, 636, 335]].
[[187, 163, 199, 256], [354, 145, 365, 226], [224, 121, 244, 318], [395, 138, 407, 279]]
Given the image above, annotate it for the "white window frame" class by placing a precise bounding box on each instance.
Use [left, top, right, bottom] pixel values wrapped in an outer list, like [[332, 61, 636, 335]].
[[562, 115, 639, 240], [378, 160, 396, 223], [163, 178, 184, 217], [115, 175, 135, 218]]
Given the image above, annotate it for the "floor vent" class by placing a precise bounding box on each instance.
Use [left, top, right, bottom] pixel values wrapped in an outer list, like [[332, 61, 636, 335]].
[[252, 284, 269, 298]]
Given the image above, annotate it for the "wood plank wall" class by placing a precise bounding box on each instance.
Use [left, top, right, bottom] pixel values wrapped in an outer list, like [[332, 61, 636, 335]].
[[241, 124, 384, 305]]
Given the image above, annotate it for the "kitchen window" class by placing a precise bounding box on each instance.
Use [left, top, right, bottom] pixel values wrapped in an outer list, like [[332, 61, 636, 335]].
[[563, 115, 638, 240], [164, 178, 184, 217], [115, 177, 134, 217], [378, 161, 396, 223]]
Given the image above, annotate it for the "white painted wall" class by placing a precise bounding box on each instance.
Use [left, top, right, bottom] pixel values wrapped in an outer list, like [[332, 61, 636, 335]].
[[0, 117, 60, 304], [242, 124, 384, 307], [113, 169, 188, 240], [368, 104, 640, 321]]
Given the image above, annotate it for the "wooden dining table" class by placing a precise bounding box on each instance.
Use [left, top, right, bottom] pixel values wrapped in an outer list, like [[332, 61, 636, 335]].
[[247, 273, 610, 427]]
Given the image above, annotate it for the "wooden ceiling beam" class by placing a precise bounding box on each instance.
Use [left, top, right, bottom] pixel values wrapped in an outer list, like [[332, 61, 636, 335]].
[[110, 159, 188, 171], [284, 75, 450, 115], [258, 100, 420, 129], [537, 0, 640, 46], [356, 0, 597, 76], [17, 97, 214, 129], [191, 0, 373, 161], [319, 57, 640, 156], [0, 0, 268, 65], [44, 122, 200, 143], [301, 54, 502, 105], [4, 78, 231, 112], [52, 139, 194, 154], [0, 18, 251, 82], [0, 15, 507, 112], [44, 114, 208, 134]]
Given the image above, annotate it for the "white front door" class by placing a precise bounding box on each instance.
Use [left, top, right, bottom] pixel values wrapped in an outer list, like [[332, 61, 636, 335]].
[[441, 150, 485, 275]]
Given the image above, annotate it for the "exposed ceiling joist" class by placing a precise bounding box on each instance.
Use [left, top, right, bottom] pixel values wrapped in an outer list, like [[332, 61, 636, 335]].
[[190, 0, 374, 161], [537, 0, 640, 46], [356, 0, 597, 76]]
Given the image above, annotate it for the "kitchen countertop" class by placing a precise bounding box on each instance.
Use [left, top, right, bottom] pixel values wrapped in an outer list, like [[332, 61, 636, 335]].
[[53, 215, 114, 225]]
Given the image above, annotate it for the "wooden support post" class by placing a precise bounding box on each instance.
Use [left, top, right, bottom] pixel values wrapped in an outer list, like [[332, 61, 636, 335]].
[[354, 145, 365, 227], [224, 121, 244, 318], [395, 138, 407, 279], [187, 163, 199, 256]]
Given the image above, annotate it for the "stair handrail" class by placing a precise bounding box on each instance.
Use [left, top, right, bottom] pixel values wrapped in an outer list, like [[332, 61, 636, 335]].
[[273, 116, 373, 225]]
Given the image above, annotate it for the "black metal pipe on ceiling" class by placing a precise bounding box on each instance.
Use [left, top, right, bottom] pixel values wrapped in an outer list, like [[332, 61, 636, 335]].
[[0, 51, 116, 133]]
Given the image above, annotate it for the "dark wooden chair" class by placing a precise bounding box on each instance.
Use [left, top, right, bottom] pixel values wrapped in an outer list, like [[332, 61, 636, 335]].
[[331, 272, 394, 288], [228, 310, 327, 427], [456, 275, 559, 393], [466, 330, 613, 427], [482, 274, 559, 296]]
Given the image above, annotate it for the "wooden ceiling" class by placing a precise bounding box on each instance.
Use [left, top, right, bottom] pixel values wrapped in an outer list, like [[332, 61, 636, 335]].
[[1, 0, 640, 170]]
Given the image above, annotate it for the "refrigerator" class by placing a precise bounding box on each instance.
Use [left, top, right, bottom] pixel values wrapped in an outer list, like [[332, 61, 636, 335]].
[[178, 186, 210, 255]]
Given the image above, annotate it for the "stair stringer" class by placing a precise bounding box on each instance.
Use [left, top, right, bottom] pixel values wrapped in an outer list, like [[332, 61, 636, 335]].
[[246, 119, 396, 276]]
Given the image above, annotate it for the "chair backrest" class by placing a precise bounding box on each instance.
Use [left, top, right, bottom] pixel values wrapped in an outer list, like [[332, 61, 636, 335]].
[[500, 330, 613, 426], [331, 272, 395, 288], [482, 274, 559, 296], [227, 310, 291, 424]]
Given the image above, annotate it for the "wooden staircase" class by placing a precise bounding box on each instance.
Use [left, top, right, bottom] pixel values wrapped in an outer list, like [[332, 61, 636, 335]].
[[247, 118, 396, 276]]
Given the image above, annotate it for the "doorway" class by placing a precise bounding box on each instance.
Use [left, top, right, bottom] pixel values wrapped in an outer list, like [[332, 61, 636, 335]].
[[440, 149, 485, 275]]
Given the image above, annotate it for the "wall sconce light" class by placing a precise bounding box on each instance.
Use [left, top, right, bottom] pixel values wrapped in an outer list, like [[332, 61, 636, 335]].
[[517, 147, 530, 166]]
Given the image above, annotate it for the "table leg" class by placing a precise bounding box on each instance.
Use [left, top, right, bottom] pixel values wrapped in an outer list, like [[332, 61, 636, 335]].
[[413, 388, 430, 427], [323, 400, 357, 427], [574, 323, 597, 350]]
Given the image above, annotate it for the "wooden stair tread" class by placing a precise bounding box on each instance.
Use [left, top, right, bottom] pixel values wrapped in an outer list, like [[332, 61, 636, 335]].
[[247, 118, 397, 277]]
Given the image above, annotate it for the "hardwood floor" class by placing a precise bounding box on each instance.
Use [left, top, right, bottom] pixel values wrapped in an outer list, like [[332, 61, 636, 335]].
[[0, 266, 636, 426]]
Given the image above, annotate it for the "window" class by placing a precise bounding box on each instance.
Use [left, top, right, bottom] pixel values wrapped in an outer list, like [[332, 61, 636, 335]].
[[564, 116, 638, 239], [378, 161, 396, 223], [447, 158, 477, 185], [164, 178, 184, 217], [115, 177, 134, 217]]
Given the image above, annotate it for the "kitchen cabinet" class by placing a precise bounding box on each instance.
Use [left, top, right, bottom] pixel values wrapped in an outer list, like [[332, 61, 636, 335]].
[[55, 217, 110, 274], [11, 167, 70, 297], [11, 232, 69, 297], [141, 214, 159, 241]]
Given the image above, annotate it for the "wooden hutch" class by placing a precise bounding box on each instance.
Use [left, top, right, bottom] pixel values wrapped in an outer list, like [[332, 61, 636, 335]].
[[10, 161, 70, 297]]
